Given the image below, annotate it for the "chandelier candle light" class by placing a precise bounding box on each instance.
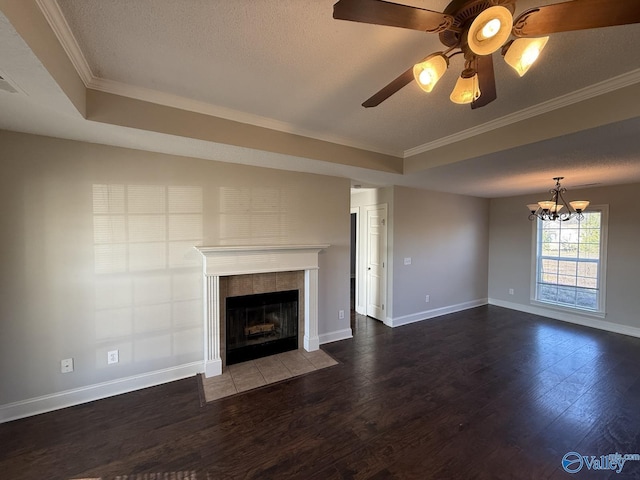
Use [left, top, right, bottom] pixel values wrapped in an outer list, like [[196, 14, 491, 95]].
[[527, 177, 590, 221]]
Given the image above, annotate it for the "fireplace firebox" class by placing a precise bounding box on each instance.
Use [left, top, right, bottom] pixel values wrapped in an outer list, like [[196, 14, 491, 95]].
[[225, 289, 299, 365]]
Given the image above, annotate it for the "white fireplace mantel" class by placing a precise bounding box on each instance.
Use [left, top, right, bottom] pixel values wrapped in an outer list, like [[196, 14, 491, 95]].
[[196, 244, 329, 377]]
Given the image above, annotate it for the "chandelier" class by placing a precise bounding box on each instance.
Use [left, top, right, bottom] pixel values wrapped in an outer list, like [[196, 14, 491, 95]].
[[527, 177, 590, 222]]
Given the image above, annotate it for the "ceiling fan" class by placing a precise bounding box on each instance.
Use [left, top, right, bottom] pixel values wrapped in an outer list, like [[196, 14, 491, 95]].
[[333, 0, 640, 108]]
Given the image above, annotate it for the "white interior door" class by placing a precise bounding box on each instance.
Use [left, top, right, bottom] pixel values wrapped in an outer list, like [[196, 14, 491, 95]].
[[366, 205, 387, 321]]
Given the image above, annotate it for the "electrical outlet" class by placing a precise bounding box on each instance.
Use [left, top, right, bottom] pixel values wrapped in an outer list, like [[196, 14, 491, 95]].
[[61, 358, 73, 373], [509, 288, 515, 295], [339, 310, 345, 320], [107, 350, 119, 365], [404, 257, 411, 265], [425, 295, 430, 303]]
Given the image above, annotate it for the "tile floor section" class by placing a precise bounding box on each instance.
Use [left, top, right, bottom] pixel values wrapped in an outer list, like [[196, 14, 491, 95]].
[[201, 349, 338, 402]]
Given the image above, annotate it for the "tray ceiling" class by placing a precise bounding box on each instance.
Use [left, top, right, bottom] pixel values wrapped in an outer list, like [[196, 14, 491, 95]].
[[1, 0, 639, 196]]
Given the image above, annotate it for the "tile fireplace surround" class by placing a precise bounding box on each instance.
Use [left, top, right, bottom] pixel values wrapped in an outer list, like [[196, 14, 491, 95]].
[[196, 245, 329, 378]]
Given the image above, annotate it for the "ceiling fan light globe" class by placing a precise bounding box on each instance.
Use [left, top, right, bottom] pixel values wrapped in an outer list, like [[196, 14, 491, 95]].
[[504, 37, 549, 76], [419, 70, 434, 85], [450, 72, 480, 104], [468, 6, 513, 56], [412, 54, 448, 93], [522, 46, 540, 67], [479, 18, 502, 40]]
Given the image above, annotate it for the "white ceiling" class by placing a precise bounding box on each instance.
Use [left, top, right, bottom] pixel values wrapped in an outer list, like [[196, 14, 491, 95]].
[[1, 0, 640, 197]]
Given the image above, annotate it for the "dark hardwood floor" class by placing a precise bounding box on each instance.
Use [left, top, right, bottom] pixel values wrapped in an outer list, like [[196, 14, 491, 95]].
[[2, 305, 640, 479]]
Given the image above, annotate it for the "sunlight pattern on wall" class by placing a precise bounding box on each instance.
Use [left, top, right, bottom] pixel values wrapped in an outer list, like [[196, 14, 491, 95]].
[[92, 185, 203, 367], [219, 187, 290, 244]]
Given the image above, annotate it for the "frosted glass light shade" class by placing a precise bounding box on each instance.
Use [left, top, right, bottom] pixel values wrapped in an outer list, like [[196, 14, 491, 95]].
[[413, 54, 448, 93], [468, 6, 513, 55], [504, 37, 549, 76], [450, 72, 480, 104], [526, 203, 539, 213], [570, 200, 590, 212], [538, 201, 555, 211]]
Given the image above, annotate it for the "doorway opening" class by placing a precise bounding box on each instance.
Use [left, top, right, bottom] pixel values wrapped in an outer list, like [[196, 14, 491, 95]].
[[350, 211, 357, 331], [349, 199, 388, 330]]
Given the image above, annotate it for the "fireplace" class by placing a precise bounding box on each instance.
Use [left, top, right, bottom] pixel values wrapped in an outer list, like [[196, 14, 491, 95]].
[[226, 289, 299, 365], [196, 244, 328, 377]]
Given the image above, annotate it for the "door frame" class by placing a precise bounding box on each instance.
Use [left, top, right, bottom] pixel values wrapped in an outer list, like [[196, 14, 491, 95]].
[[350, 207, 360, 315]]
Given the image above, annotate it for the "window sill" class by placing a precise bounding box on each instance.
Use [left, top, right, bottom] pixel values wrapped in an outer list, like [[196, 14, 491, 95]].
[[530, 300, 606, 319]]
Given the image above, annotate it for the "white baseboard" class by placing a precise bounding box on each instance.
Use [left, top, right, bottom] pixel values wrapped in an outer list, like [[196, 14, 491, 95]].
[[488, 298, 640, 338], [319, 328, 353, 344], [0, 361, 203, 424], [387, 298, 488, 328]]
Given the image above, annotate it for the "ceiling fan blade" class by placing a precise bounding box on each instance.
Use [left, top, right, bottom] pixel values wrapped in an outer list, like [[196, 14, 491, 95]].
[[333, 0, 453, 33], [472, 55, 496, 110], [513, 0, 640, 37], [362, 66, 414, 108]]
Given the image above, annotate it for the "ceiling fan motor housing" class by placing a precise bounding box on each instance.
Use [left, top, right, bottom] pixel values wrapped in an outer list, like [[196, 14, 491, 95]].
[[439, 0, 516, 49]]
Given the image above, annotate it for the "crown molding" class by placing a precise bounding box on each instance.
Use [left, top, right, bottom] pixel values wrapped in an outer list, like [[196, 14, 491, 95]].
[[35, 0, 93, 87], [34, 0, 402, 158], [34, 0, 640, 162], [404, 68, 640, 158]]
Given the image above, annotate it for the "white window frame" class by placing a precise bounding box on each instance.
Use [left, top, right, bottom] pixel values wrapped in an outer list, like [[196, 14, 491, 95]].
[[530, 205, 608, 318]]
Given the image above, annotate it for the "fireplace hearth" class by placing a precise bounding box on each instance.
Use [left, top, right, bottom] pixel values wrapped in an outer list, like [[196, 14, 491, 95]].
[[226, 289, 299, 365]]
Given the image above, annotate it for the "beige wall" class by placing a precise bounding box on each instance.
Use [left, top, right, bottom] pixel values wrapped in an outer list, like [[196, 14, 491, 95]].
[[0, 130, 350, 409], [391, 186, 489, 321], [488, 183, 640, 331], [351, 186, 489, 325]]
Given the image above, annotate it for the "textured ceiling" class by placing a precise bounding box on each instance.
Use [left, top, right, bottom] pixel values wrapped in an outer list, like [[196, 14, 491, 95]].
[[55, 0, 640, 154], [0, 0, 639, 197]]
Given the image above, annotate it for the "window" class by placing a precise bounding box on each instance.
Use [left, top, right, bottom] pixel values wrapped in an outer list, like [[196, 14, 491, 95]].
[[533, 206, 608, 315]]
